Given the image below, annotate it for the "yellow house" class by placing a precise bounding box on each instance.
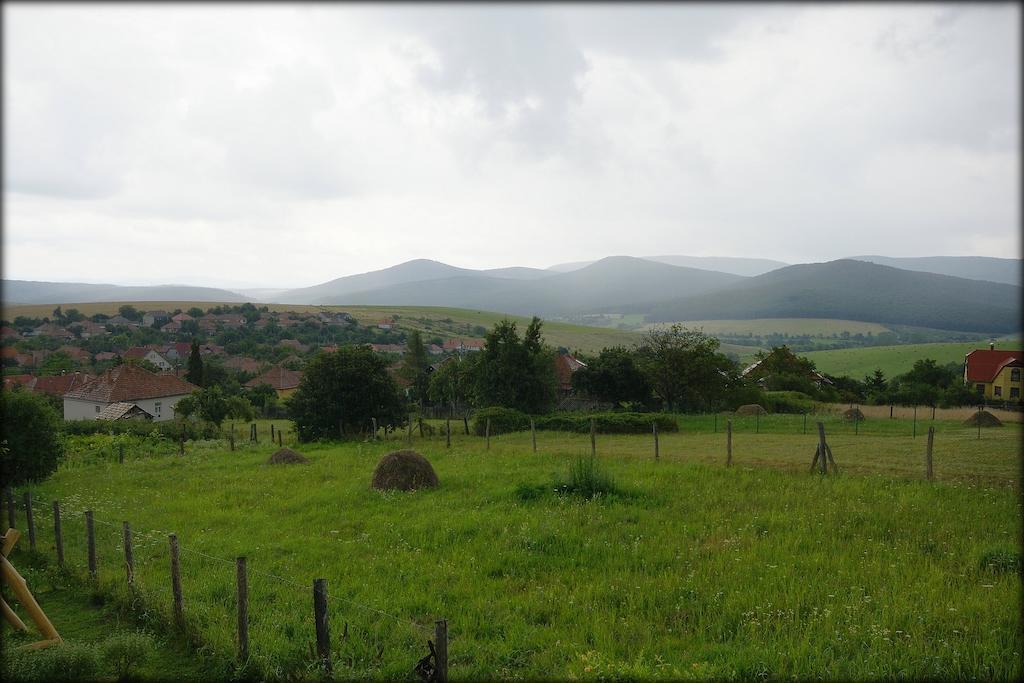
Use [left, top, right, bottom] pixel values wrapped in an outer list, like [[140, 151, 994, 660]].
[[964, 348, 1023, 402]]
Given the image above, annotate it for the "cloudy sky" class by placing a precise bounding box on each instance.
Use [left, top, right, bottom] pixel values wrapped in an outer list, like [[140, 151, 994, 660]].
[[3, 3, 1020, 289]]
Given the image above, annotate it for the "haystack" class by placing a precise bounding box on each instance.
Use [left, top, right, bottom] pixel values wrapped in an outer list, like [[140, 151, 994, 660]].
[[735, 404, 767, 416], [842, 407, 865, 421], [372, 450, 439, 492], [267, 448, 309, 465], [963, 411, 1003, 428]]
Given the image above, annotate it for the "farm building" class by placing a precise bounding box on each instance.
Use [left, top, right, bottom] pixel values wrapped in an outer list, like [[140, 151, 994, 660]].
[[245, 365, 302, 399], [96, 402, 154, 421], [63, 364, 198, 422], [554, 352, 587, 395], [964, 347, 1022, 402]]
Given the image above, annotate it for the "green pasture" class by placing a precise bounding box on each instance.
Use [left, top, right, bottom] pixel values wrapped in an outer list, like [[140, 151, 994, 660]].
[[642, 318, 891, 337], [805, 341, 1023, 378], [5, 417, 1021, 680]]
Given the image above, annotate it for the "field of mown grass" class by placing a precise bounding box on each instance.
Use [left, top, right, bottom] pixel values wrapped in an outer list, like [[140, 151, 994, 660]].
[[641, 318, 891, 337], [804, 340, 1023, 378], [5, 415, 1020, 680]]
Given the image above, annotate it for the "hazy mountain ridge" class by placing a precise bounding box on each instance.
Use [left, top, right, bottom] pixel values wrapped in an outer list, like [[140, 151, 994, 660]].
[[2, 280, 247, 305], [547, 255, 789, 276], [847, 255, 1022, 287]]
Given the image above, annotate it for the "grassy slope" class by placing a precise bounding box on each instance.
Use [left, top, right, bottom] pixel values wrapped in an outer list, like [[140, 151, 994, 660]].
[[10, 421, 1021, 680], [641, 318, 891, 336], [805, 340, 1023, 378]]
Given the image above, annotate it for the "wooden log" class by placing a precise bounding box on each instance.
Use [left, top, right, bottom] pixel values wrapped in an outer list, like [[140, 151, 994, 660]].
[[120, 522, 134, 586], [653, 422, 659, 459], [236, 557, 248, 663], [270, 423, 275, 441], [418, 417, 424, 438], [23, 492, 35, 551], [52, 501, 64, 568], [926, 426, 935, 481], [434, 618, 448, 682], [726, 420, 733, 467], [0, 554, 61, 643], [313, 578, 331, 675], [169, 534, 183, 628], [1, 594, 28, 631], [86, 511, 96, 579]]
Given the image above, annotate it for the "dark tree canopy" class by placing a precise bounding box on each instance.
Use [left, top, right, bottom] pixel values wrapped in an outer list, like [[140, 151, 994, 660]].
[[473, 317, 558, 414], [572, 346, 651, 407], [186, 339, 204, 386], [289, 346, 406, 441], [0, 389, 66, 485], [398, 330, 430, 403], [635, 324, 736, 412]]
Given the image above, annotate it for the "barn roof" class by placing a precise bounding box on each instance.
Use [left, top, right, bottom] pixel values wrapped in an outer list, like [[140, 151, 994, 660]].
[[965, 349, 1023, 383], [65, 364, 198, 402]]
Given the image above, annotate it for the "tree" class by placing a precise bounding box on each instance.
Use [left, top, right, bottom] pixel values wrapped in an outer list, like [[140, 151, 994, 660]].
[[186, 340, 204, 386], [194, 386, 230, 426], [288, 346, 405, 441], [118, 305, 141, 321], [225, 395, 255, 421], [472, 318, 558, 414], [427, 355, 477, 408], [0, 388, 66, 485], [187, 307, 205, 318], [864, 368, 887, 393], [52, 306, 64, 325], [571, 346, 651, 407], [635, 324, 736, 412], [398, 330, 430, 403], [40, 351, 77, 376]]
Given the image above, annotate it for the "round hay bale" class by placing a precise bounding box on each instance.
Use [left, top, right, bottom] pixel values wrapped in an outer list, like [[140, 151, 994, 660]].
[[735, 404, 767, 416], [267, 448, 309, 465], [963, 410, 1003, 427], [842, 407, 865, 421], [372, 450, 439, 492]]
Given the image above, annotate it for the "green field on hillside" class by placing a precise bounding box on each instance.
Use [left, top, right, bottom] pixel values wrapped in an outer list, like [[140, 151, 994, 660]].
[[7, 419, 1020, 680], [805, 340, 1023, 378], [641, 318, 891, 337]]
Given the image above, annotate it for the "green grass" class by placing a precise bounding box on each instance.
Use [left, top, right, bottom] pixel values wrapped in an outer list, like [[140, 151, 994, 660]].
[[6, 417, 1021, 680], [804, 341, 1023, 378], [642, 318, 892, 337]]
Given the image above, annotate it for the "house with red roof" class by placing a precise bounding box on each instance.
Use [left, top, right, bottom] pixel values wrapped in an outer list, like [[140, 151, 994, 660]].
[[553, 352, 587, 395], [30, 372, 96, 399], [442, 338, 485, 353], [63, 364, 198, 422], [245, 365, 302, 399], [964, 346, 1023, 403]]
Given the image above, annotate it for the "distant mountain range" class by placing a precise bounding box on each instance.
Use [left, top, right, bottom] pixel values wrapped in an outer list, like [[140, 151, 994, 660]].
[[3, 254, 1020, 334]]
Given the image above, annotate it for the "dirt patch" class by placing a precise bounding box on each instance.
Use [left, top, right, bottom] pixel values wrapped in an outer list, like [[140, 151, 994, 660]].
[[267, 448, 309, 464], [372, 450, 439, 492], [963, 411, 1004, 427], [735, 404, 767, 416]]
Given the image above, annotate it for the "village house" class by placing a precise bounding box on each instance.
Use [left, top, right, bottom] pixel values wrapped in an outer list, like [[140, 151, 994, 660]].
[[370, 343, 407, 355], [170, 312, 193, 323], [0, 326, 21, 340], [161, 321, 183, 334], [63, 364, 198, 422], [29, 323, 72, 340], [57, 345, 91, 363], [443, 338, 485, 353], [377, 318, 396, 330], [123, 346, 173, 371], [245, 365, 302, 399], [964, 345, 1023, 402], [27, 372, 96, 399], [106, 315, 140, 328], [142, 310, 170, 327], [96, 402, 154, 421], [554, 352, 587, 396], [73, 320, 109, 338], [222, 356, 262, 374], [94, 351, 118, 362]]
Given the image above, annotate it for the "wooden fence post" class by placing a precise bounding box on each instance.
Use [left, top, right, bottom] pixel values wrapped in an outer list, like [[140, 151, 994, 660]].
[[407, 416, 413, 445], [726, 420, 733, 467], [270, 423, 275, 441], [169, 534, 183, 628], [278, 431, 283, 448], [653, 422, 659, 459], [53, 501, 64, 568], [6, 487, 15, 530], [463, 415, 469, 436], [803, 412, 807, 435], [313, 578, 331, 675], [236, 557, 248, 663], [590, 418, 596, 457], [23, 492, 35, 551], [418, 417, 424, 438], [229, 430, 235, 451], [446, 419, 451, 448], [925, 426, 935, 481], [913, 406, 917, 438], [86, 511, 96, 579], [118, 444, 125, 464], [485, 418, 491, 450], [434, 618, 448, 682], [372, 417, 378, 442], [531, 419, 537, 453], [123, 522, 134, 586]]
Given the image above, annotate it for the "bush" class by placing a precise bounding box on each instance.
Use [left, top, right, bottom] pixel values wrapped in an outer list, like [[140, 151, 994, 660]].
[[0, 388, 66, 485], [534, 412, 678, 434], [101, 630, 156, 679], [558, 454, 619, 499], [62, 419, 219, 440], [761, 391, 818, 414], [4, 640, 102, 681], [472, 406, 531, 436]]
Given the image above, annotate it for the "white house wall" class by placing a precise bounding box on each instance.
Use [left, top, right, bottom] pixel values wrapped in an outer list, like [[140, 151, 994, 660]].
[[63, 393, 190, 422]]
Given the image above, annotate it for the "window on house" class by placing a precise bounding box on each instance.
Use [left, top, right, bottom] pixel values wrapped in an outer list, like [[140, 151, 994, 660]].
[[1012, 369, 1021, 382], [95, 405, 101, 413], [154, 402, 162, 416], [1011, 387, 1020, 399], [975, 384, 985, 394], [994, 386, 1002, 397]]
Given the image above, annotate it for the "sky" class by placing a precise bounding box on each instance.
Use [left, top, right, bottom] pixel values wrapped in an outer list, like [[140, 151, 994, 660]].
[[3, 3, 1020, 290]]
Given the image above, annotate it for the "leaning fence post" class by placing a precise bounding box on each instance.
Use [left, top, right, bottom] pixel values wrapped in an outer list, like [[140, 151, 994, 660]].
[[726, 420, 733, 467], [925, 426, 935, 481], [86, 510, 97, 579], [434, 618, 448, 682], [463, 415, 469, 436], [123, 522, 134, 586], [23, 492, 35, 551], [169, 534, 183, 628], [53, 501, 64, 568], [6, 487, 15, 530], [313, 578, 331, 675], [653, 422, 659, 459], [531, 419, 537, 453], [237, 557, 249, 663], [590, 418, 596, 457]]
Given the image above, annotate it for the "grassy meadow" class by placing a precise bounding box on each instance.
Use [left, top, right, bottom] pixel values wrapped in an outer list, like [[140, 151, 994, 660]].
[[805, 340, 1023, 379], [6, 415, 1021, 680]]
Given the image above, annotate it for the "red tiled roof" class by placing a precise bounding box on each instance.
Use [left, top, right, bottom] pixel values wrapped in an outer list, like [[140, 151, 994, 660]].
[[64, 364, 198, 402], [965, 349, 1023, 383], [3, 374, 34, 390], [553, 354, 586, 390], [31, 372, 95, 397], [244, 366, 302, 391]]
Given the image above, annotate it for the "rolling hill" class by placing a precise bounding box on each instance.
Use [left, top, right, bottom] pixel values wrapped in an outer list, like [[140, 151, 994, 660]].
[[1, 280, 247, 305], [847, 255, 1022, 287], [643, 259, 1022, 334], [547, 254, 788, 276]]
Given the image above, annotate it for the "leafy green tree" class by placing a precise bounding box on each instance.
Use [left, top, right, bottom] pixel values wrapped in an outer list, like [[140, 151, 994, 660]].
[[195, 386, 230, 426], [472, 318, 558, 414], [187, 307, 205, 318], [635, 324, 736, 412], [225, 395, 255, 421], [398, 330, 430, 403], [427, 355, 478, 408], [186, 340, 204, 386], [52, 306, 64, 325], [63, 308, 86, 323], [864, 368, 887, 393], [40, 351, 76, 376], [0, 388, 66, 485], [118, 305, 141, 321], [571, 346, 651, 407], [289, 346, 405, 441]]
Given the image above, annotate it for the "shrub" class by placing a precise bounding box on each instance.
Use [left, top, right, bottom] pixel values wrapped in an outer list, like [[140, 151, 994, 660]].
[[101, 630, 156, 679], [558, 454, 619, 499], [534, 412, 678, 434], [0, 388, 66, 485], [760, 391, 817, 414], [472, 407, 531, 436], [4, 640, 102, 681], [62, 419, 219, 440], [979, 548, 1021, 575]]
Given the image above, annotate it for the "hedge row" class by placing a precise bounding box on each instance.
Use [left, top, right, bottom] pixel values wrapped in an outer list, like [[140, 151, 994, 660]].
[[472, 408, 679, 436], [62, 419, 220, 440]]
